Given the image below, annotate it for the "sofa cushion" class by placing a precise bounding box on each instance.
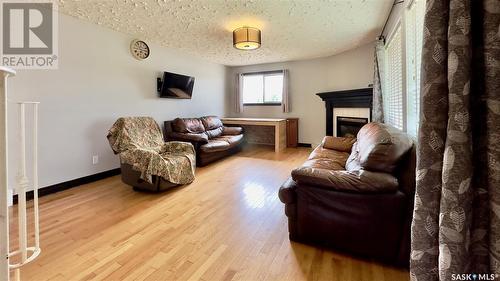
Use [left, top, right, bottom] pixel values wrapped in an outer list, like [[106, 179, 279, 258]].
[[214, 134, 244, 147], [206, 126, 224, 139], [199, 140, 230, 153], [293, 145, 349, 174], [301, 158, 345, 171], [200, 116, 223, 130], [321, 136, 356, 152], [291, 167, 399, 193], [168, 132, 208, 144], [172, 118, 206, 133], [309, 146, 350, 166], [223, 126, 243, 136], [351, 122, 413, 173]]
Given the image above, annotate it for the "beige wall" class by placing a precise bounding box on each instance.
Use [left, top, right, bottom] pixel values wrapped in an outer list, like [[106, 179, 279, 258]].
[[7, 14, 227, 193], [225, 42, 374, 147]]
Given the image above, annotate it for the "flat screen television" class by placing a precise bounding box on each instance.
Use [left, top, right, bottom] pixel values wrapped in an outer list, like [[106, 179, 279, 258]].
[[158, 71, 195, 99]]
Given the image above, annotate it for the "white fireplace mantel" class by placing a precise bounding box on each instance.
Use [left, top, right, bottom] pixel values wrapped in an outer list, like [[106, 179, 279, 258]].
[[316, 87, 373, 136]]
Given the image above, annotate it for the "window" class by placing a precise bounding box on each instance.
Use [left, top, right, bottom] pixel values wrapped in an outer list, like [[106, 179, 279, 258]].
[[405, 0, 426, 137], [382, 0, 425, 137], [242, 71, 283, 105], [384, 24, 404, 131]]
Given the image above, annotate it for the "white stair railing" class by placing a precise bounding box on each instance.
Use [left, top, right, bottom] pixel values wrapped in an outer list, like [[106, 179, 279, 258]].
[[9, 102, 41, 281], [0, 67, 41, 281], [1, 66, 16, 281]]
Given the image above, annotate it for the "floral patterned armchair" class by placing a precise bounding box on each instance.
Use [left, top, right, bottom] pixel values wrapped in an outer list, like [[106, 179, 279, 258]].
[[107, 117, 195, 192]]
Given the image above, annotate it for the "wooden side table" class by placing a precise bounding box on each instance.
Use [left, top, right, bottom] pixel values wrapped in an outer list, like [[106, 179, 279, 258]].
[[286, 118, 299, 148]]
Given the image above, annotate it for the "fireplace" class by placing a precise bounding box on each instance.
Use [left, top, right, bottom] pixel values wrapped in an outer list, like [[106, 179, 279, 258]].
[[317, 88, 373, 136], [337, 116, 368, 138]]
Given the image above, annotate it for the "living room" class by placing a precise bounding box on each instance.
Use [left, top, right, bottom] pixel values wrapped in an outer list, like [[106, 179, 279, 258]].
[[0, 0, 498, 281]]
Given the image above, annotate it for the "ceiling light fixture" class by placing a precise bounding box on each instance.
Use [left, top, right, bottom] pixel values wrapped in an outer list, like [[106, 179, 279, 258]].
[[233, 27, 261, 50]]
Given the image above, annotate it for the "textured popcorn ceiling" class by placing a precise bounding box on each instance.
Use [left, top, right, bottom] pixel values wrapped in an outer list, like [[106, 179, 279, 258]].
[[58, 0, 392, 66]]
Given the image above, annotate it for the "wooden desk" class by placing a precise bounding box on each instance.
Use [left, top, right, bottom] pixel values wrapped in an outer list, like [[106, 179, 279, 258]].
[[221, 118, 287, 153]]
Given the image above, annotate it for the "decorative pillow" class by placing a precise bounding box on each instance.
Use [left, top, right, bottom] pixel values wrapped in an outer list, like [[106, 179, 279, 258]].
[[172, 118, 205, 133], [200, 116, 223, 130], [321, 136, 356, 152]]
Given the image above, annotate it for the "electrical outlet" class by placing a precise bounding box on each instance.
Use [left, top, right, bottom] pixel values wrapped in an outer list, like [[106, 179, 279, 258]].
[[92, 155, 99, 165]]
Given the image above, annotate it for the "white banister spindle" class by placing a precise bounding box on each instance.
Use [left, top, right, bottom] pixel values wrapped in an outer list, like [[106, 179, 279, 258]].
[[16, 102, 29, 281], [18, 103, 28, 266], [33, 103, 40, 250]]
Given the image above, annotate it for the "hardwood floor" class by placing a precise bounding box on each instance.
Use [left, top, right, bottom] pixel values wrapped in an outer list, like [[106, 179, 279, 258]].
[[9, 145, 409, 281]]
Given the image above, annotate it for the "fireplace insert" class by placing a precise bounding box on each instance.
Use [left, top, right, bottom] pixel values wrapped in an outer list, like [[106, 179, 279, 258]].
[[336, 116, 368, 138]]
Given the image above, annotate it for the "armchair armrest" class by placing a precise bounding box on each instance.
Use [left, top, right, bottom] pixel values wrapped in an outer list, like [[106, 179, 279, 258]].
[[278, 177, 298, 204], [223, 126, 243, 136], [163, 141, 195, 155], [321, 136, 356, 152], [278, 177, 299, 220], [168, 132, 208, 144]]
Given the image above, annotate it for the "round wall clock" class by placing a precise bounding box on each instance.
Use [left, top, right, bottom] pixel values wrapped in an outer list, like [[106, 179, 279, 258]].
[[130, 39, 150, 60]]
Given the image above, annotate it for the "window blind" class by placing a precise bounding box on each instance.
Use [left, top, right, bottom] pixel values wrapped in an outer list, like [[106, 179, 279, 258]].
[[384, 24, 404, 130], [405, 0, 426, 137], [382, 0, 426, 136]]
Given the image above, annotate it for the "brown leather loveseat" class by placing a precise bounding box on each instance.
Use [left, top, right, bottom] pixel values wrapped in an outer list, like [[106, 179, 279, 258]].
[[164, 116, 245, 166], [279, 122, 415, 266]]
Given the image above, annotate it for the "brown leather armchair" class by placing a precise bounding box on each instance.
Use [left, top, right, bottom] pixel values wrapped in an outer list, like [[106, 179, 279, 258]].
[[279, 123, 415, 266], [164, 116, 245, 166]]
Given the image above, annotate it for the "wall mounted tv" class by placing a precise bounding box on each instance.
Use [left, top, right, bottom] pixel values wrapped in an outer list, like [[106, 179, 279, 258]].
[[157, 71, 195, 99]]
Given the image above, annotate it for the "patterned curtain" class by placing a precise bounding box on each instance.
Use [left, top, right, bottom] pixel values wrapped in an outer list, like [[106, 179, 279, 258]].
[[282, 69, 290, 113], [234, 73, 243, 113], [372, 38, 385, 122], [410, 0, 499, 280]]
